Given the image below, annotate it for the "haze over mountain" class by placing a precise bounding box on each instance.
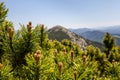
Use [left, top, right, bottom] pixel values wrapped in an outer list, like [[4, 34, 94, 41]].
[[98, 26, 120, 35], [70, 26, 120, 46], [48, 25, 103, 50], [70, 25, 120, 34], [69, 28, 93, 34]]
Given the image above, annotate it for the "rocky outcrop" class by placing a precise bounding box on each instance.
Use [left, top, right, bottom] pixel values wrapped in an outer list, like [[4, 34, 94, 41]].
[[48, 25, 103, 50]]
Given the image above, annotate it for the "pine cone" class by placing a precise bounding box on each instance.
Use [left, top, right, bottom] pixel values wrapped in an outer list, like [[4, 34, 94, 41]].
[[0, 63, 3, 69], [8, 27, 14, 38], [27, 21, 32, 32], [58, 62, 63, 75], [34, 50, 41, 63], [71, 51, 74, 63], [74, 71, 77, 80], [82, 55, 87, 62]]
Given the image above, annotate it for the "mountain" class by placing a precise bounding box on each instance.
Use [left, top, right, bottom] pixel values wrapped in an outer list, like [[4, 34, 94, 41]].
[[70, 28, 93, 34], [48, 25, 103, 50], [81, 31, 120, 46], [113, 35, 120, 46], [80, 30, 105, 43], [70, 25, 120, 35], [70, 26, 120, 46], [98, 26, 120, 35]]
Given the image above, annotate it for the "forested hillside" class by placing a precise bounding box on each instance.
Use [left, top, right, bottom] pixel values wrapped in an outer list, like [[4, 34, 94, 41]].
[[0, 2, 120, 80]]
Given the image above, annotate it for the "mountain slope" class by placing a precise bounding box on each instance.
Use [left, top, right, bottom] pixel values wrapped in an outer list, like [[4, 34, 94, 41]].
[[80, 30, 105, 43], [70, 26, 120, 46], [48, 25, 103, 50]]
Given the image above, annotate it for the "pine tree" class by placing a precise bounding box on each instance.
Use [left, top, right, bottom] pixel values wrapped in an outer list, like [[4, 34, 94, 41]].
[[10, 22, 41, 69], [0, 60, 12, 80], [34, 24, 48, 49], [103, 32, 116, 58], [0, 2, 8, 23], [0, 2, 13, 63]]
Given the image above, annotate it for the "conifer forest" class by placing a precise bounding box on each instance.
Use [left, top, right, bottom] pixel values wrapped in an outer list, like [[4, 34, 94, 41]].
[[0, 2, 120, 80]]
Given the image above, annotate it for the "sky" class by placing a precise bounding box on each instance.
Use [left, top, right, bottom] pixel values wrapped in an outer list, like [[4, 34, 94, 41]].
[[1, 0, 120, 30]]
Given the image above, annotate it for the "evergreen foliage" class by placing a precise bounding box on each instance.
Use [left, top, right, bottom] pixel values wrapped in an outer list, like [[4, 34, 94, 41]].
[[103, 32, 116, 58]]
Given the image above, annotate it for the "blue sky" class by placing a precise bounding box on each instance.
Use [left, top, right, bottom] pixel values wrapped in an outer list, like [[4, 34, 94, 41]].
[[1, 0, 120, 30]]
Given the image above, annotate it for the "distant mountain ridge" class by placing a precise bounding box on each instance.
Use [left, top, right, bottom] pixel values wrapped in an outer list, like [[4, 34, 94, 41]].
[[81, 30, 105, 43], [98, 26, 120, 34], [70, 26, 120, 46], [48, 25, 103, 50], [70, 28, 93, 34]]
